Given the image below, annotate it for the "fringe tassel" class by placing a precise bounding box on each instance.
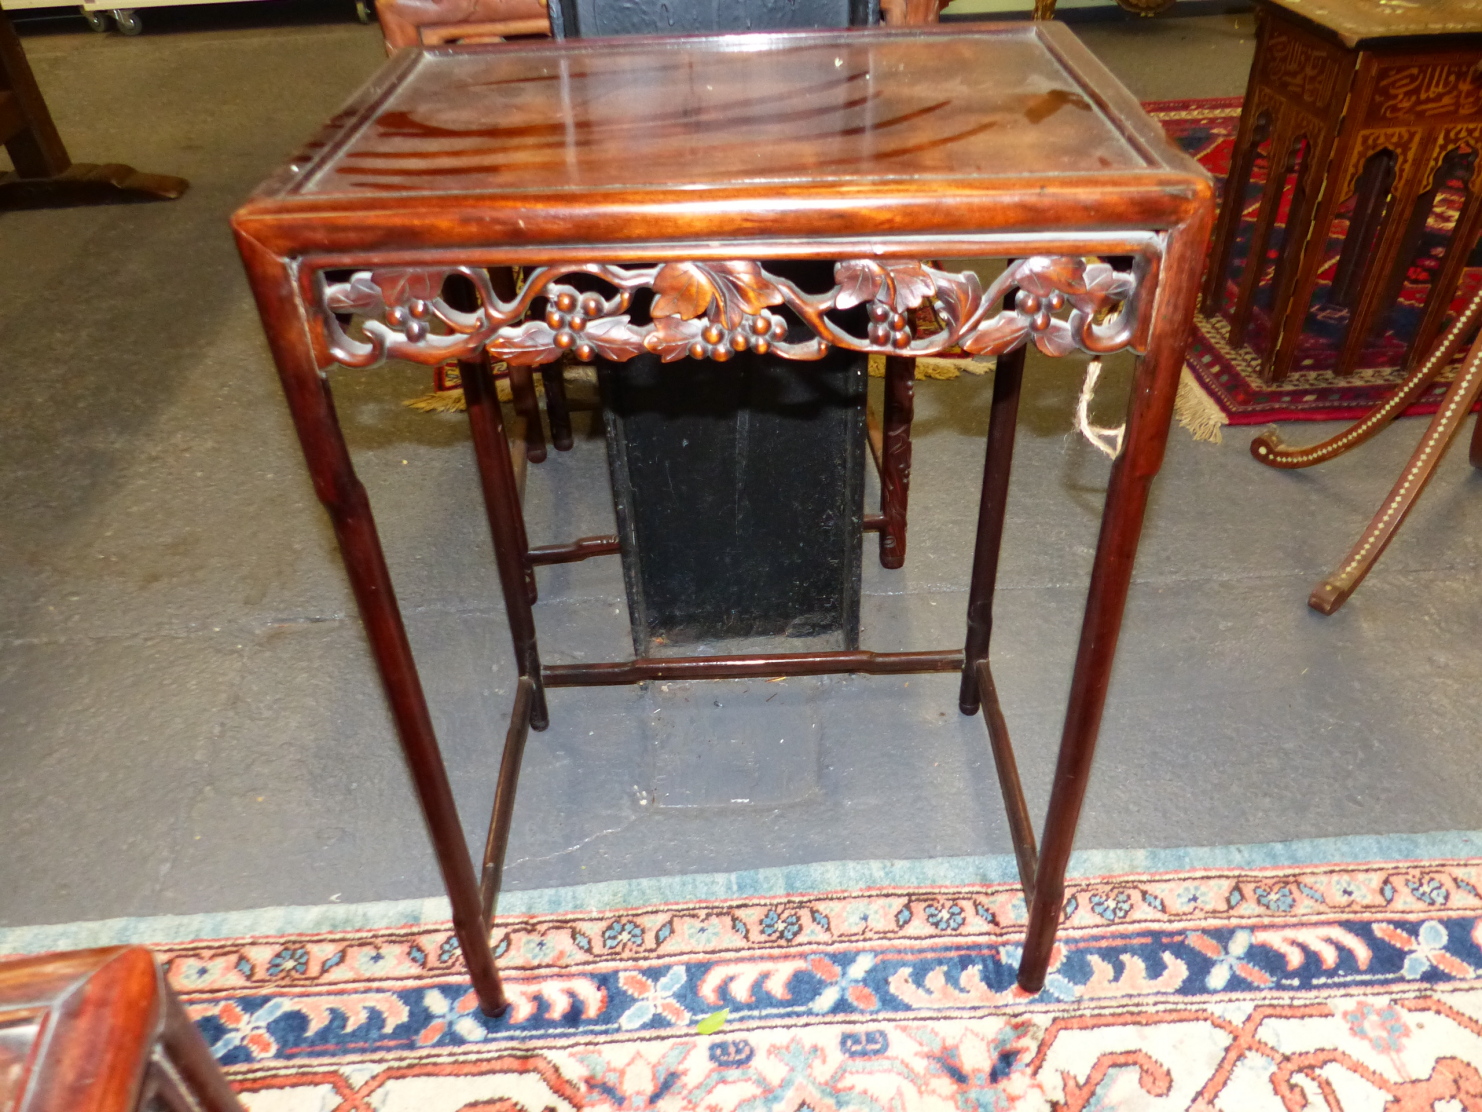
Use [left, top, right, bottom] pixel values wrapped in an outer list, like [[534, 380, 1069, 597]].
[[1174, 365, 1228, 444], [866, 353, 995, 379], [1074, 357, 1125, 460], [403, 368, 518, 413]]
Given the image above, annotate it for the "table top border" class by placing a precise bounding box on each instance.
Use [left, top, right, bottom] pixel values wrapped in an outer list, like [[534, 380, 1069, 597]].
[[242, 23, 1203, 208]]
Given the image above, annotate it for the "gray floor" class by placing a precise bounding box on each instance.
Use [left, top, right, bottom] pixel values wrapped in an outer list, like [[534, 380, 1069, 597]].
[[3, 9, 1480, 931]]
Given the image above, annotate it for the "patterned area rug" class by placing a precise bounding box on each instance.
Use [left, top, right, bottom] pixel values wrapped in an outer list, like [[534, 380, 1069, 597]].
[[1154, 97, 1482, 425], [5, 834, 1482, 1110]]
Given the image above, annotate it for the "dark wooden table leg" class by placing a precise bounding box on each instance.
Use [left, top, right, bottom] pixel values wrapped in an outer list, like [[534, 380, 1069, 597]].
[[1017, 226, 1208, 993], [508, 364, 547, 463], [959, 288, 1026, 715], [0, 11, 188, 209], [1229, 122, 1296, 350], [464, 353, 539, 607], [1309, 330, 1482, 614], [234, 233, 507, 1016], [1201, 110, 1269, 317], [463, 351, 550, 731], [878, 354, 915, 569], [480, 676, 534, 920], [541, 364, 575, 452]]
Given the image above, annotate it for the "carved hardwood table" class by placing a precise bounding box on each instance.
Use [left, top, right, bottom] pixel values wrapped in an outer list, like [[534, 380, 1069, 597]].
[[1202, 0, 1482, 384], [0, 947, 243, 1112], [232, 24, 1213, 1013]]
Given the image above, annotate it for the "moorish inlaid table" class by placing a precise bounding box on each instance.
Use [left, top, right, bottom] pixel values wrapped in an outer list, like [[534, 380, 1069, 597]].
[[232, 24, 1213, 1013], [1202, 0, 1482, 384]]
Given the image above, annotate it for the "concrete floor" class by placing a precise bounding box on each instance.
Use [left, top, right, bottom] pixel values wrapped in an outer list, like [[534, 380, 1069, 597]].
[[2, 8, 1480, 931]]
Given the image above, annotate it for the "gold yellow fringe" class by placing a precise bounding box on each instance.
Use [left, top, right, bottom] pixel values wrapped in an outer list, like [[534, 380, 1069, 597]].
[[1173, 365, 1229, 444]]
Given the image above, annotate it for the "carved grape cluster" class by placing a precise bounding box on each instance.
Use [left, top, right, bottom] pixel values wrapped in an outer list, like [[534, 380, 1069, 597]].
[[686, 311, 789, 362], [1015, 287, 1068, 335], [384, 299, 434, 342], [542, 289, 611, 363], [867, 302, 914, 350]]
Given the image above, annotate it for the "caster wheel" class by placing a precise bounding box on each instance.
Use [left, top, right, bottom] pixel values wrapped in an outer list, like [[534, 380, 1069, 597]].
[[111, 8, 142, 33], [81, 9, 110, 31], [354, 0, 373, 21]]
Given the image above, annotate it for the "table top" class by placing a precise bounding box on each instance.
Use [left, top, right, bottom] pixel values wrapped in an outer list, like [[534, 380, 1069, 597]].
[[1258, 0, 1482, 48], [234, 24, 1210, 256]]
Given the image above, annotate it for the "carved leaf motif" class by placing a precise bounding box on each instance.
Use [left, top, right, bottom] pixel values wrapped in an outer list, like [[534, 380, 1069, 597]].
[[645, 316, 706, 362], [882, 261, 935, 311], [651, 262, 782, 327], [708, 261, 784, 315], [1016, 257, 1086, 298], [834, 260, 885, 310], [372, 269, 445, 307], [1082, 264, 1135, 309], [325, 274, 384, 314], [932, 269, 984, 334], [493, 320, 563, 366], [1033, 319, 1079, 358], [960, 311, 1029, 356], [651, 262, 715, 320], [582, 316, 648, 362]]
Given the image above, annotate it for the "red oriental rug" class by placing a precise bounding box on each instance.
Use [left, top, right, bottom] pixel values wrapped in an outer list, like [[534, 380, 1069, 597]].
[[1152, 96, 1482, 426], [5, 833, 1482, 1110]]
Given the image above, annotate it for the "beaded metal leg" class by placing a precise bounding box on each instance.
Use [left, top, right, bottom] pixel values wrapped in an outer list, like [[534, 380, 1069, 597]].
[[1251, 285, 1482, 471], [1309, 329, 1482, 614]]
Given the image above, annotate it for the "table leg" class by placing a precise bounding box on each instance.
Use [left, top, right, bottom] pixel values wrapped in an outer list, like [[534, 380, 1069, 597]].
[[541, 364, 575, 452], [464, 352, 551, 731], [1230, 120, 1298, 350], [1252, 282, 1482, 469], [234, 234, 507, 1016], [958, 337, 1025, 715], [1017, 228, 1206, 993], [1309, 331, 1482, 614], [878, 354, 915, 569]]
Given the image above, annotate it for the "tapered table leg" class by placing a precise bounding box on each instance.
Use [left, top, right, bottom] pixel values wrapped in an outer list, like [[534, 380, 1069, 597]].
[[235, 234, 507, 1016], [1017, 223, 1208, 993], [878, 355, 915, 569], [541, 364, 575, 452], [464, 352, 550, 730], [959, 287, 1026, 715]]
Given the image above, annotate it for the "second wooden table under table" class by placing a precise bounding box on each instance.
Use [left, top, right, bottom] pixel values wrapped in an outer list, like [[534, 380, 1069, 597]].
[[231, 22, 1214, 1013]]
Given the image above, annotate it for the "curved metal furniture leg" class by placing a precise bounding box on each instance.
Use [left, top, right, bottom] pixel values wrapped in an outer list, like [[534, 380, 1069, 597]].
[[1309, 328, 1482, 614], [1251, 284, 1482, 469]]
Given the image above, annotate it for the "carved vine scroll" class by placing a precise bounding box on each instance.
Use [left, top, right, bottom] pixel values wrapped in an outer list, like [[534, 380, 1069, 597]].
[[320, 256, 1140, 370]]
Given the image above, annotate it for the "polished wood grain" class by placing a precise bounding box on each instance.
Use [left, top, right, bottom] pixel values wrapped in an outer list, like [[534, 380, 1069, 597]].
[[233, 23, 1213, 1009], [0, 947, 242, 1112]]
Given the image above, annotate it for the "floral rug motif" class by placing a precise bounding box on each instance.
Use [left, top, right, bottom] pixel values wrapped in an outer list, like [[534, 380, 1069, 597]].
[[8, 837, 1482, 1110], [1153, 96, 1482, 425]]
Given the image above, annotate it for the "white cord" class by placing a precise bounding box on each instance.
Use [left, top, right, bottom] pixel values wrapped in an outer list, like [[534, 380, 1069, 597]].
[[1074, 357, 1124, 460]]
